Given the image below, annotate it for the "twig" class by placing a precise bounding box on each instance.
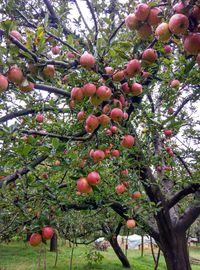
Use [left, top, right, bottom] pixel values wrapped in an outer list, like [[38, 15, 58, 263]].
[[85, 0, 98, 45]]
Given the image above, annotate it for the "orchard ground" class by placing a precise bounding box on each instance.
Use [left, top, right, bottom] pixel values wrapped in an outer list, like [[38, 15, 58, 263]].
[[0, 240, 200, 270]]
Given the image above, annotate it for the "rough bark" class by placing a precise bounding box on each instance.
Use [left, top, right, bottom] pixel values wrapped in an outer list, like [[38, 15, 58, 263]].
[[109, 236, 130, 268], [50, 233, 57, 252]]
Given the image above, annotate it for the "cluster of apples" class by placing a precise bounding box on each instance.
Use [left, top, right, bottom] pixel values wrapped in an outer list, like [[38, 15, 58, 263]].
[[126, 2, 200, 60], [29, 226, 54, 246], [76, 171, 101, 194]]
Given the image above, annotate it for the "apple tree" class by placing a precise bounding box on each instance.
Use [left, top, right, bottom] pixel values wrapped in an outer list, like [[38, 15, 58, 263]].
[[0, 0, 200, 270]]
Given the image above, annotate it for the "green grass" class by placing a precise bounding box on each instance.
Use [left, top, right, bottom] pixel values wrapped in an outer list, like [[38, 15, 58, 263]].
[[0, 241, 200, 270]]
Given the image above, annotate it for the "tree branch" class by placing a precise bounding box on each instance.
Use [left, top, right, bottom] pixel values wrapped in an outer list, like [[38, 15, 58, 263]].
[[0, 155, 48, 188], [168, 183, 200, 209], [85, 0, 98, 45], [109, 20, 125, 44], [34, 84, 70, 97]]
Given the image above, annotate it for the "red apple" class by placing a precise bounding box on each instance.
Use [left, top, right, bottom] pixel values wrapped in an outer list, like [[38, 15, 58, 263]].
[[106, 129, 113, 136], [121, 82, 130, 93], [173, 2, 186, 14], [29, 233, 42, 246], [41, 172, 48, 179], [67, 52, 75, 59], [19, 80, 34, 92], [87, 171, 101, 185], [126, 59, 141, 77], [105, 66, 113, 75], [42, 227, 54, 240], [110, 108, 124, 122], [121, 169, 128, 177], [164, 166, 173, 171], [80, 52, 95, 69], [122, 181, 129, 187], [98, 114, 111, 127], [142, 71, 151, 78], [125, 14, 139, 30], [184, 33, 200, 55], [71, 87, 83, 101], [166, 147, 174, 156], [123, 112, 128, 120], [121, 135, 135, 148], [167, 107, 174, 114], [113, 70, 124, 81], [131, 83, 143, 96], [77, 111, 86, 121], [83, 83, 96, 97], [126, 219, 136, 229], [164, 45, 172, 54], [164, 129, 173, 137], [77, 177, 92, 193], [102, 104, 111, 114], [170, 79, 180, 88], [0, 74, 8, 92], [116, 184, 126, 194], [96, 86, 112, 101], [85, 115, 99, 131], [69, 99, 75, 109], [10, 30, 22, 41], [42, 65, 55, 78], [35, 114, 44, 123], [51, 46, 60, 55], [142, 48, 158, 64], [155, 23, 171, 41], [131, 191, 141, 199], [92, 150, 105, 162], [196, 54, 200, 66], [111, 149, 120, 157], [137, 23, 153, 40], [135, 3, 150, 21], [168, 14, 189, 35], [8, 66, 23, 84], [147, 7, 162, 26]]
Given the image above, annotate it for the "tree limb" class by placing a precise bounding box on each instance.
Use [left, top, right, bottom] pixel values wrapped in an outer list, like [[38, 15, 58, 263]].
[[34, 84, 70, 97]]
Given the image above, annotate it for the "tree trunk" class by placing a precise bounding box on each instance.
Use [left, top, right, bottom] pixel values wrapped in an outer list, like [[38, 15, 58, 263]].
[[109, 236, 130, 268], [160, 232, 191, 270], [50, 232, 57, 252]]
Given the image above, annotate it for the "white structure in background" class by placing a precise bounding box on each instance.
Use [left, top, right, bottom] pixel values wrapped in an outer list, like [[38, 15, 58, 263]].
[[118, 234, 157, 250]]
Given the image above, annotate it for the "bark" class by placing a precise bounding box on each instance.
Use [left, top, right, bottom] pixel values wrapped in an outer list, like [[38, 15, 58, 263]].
[[50, 233, 57, 252], [159, 231, 191, 270], [109, 236, 130, 268]]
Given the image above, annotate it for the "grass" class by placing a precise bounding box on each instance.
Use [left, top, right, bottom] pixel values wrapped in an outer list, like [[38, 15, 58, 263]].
[[0, 241, 200, 270]]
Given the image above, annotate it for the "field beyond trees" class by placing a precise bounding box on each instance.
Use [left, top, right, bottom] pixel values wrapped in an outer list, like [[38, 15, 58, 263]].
[[0, 241, 200, 270]]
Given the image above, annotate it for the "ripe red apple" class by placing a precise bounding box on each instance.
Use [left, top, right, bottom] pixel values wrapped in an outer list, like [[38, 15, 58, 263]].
[[85, 115, 99, 131], [164, 129, 173, 137], [0, 176, 5, 181], [102, 104, 111, 114], [113, 70, 124, 81], [51, 46, 60, 55], [123, 112, 128, 120], [104, 148, 111, 157], [166, 147, 174, 156], [113, 99, 122, 109], [164, 45, 172, 54], [98, 114, 111, 127], [105, 66, 113, 75], [80, 52, 95, 69], [142, 71, 151, 78], [131, 83, 142, 96], [126, 59, 141, 77], [173, 2, 186, 14], [71, 87, 83, 101], [76, 177, 92, 193], [116, 184, 126, 194], [41, 172, 48, 179], [137, 23, 152, 40], [19, 80, 34, 92], [83, 83, 96, 97], [87, 171, 101, 185], [42, 227, 54, 240], [167, 107, 174, 114], [92, 150, 105, 162], [69, 99, 75, 109], [147, 7, 162, 26], [0, 74, 8, 92], [122, 181, 129, 187], [191, 5, 200, 21], [110, 108, 124, 122], [170, 79, 180, 88], [77, 111, 85, 121], [184, 33, 200, 55], [67, 52, 75, 59], [106, 129, 112, 136], [131, 191, 141, 199], [125, 14, 139, 30], [155, 23, 171, 41], [142, 48, 158, 64], [135, 3, 150, 21], [164, 166, 173, 171], [96, 86, 112, 101], [42, 65, 55, 78], [126, 219, 136, 229], [121, 169, 128, 177], [8, 66, 23, 84], [121, 82, 130, 93], [29, 233, 42, 246], [111, 149, 120, 157], [121, 135, 135, 148], [35, 114, 44, 123], [168, 14, 189, 35], [10, 30, 22, 41]]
